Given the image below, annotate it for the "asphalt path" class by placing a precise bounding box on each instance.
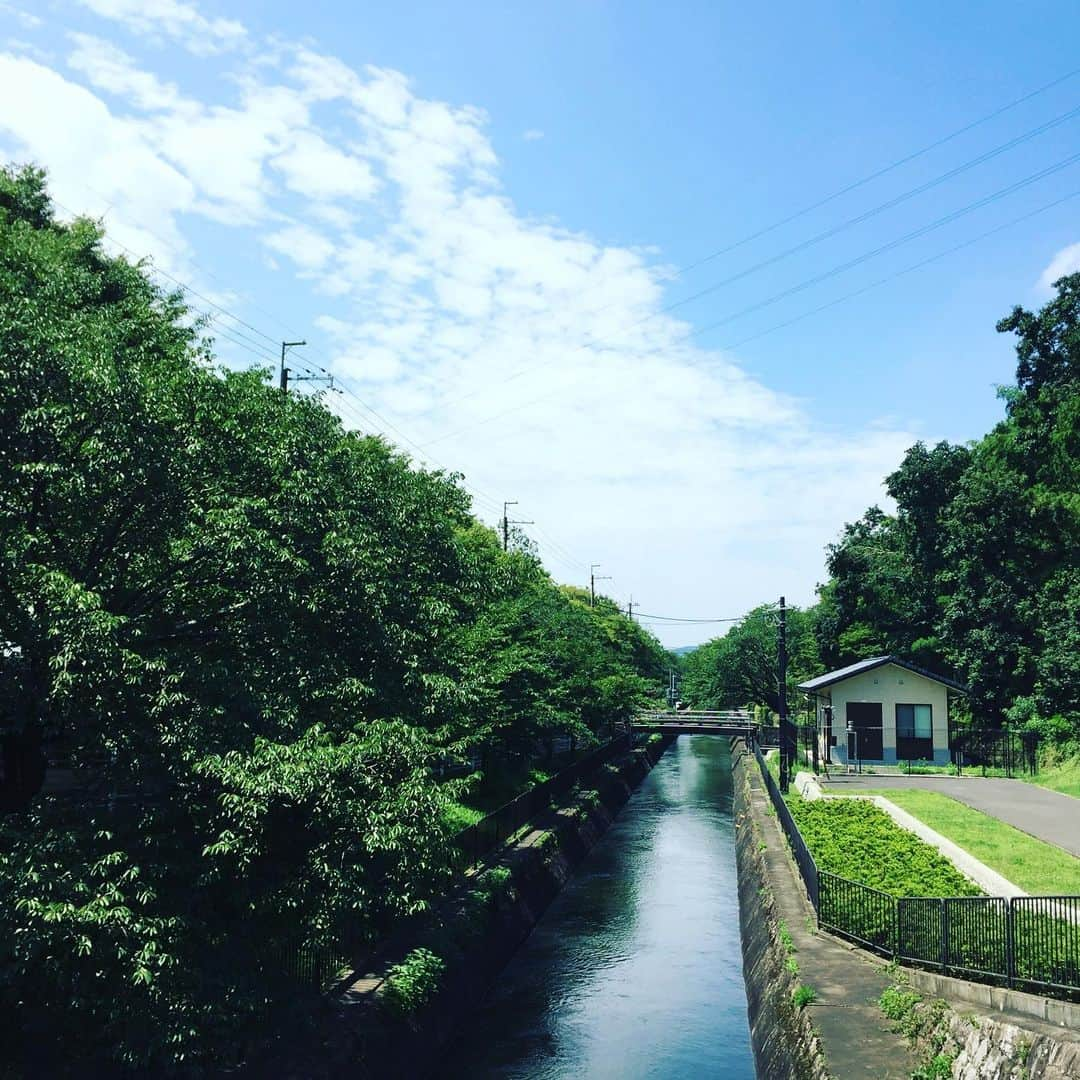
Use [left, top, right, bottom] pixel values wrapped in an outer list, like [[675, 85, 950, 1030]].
[[818, 772, 1080, 858]]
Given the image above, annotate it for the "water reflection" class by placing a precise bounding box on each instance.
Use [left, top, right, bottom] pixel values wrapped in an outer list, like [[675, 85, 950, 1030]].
[[440, 736, 755, 1079]]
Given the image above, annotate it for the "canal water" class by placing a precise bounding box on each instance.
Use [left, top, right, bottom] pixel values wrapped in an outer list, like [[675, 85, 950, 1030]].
[[440, 736, 755, 1079]]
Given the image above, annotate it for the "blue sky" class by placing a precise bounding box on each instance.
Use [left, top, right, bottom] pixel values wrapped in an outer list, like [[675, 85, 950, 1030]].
[[3, 0, 1079, 647]]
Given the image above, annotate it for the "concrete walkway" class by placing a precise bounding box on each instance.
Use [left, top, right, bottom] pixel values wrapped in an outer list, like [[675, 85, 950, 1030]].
[[746, 760, 919, 1078], [817, 773, 1080, 858]]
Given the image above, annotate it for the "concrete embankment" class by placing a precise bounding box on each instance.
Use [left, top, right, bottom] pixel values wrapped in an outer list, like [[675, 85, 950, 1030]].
[[734, 742, 1080, 1080], [734, 740, 921, 1078], [277, 736, 672, 1079]]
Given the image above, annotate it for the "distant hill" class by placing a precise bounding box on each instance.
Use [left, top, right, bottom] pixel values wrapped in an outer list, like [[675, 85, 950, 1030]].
[[671, 644, 699, 656]]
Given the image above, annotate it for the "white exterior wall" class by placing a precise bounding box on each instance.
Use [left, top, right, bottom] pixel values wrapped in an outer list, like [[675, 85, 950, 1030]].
[[813, 663, 951, 764]]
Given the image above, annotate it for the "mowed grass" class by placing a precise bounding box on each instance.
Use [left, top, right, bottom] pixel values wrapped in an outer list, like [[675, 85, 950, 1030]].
[[1029, 756, 1080, 800], [860, 788, 1080, 895]]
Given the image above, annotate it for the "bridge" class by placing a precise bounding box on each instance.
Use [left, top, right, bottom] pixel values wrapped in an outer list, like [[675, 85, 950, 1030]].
[[632, 709, 765, 738]]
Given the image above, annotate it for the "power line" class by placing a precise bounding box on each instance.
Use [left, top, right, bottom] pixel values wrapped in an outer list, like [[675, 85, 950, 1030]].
[[422, 99, 1080, 416], [649, 102, 1080, 324], [635, 604, 780, 624], [669, 65, 1080, 279], [421, 147, 1080, 449], [722, 185, 1080, 352]]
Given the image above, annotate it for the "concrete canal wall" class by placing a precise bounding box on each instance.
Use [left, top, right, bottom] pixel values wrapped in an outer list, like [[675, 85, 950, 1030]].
[[734, 741, 1080, 1080], [273, 736, 673, 1078]]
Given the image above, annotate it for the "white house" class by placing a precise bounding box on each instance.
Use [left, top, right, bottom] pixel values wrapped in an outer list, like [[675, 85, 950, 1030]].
[[797, 656, 966, 766]]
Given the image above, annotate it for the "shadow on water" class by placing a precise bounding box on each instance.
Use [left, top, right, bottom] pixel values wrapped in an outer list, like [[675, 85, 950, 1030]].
[[439, 736, 755, 1080]]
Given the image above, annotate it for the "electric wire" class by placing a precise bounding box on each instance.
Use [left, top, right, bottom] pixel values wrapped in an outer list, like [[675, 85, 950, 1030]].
[[426, 100, 1080, 414], [722, 185, 1080, 352], [421, 147, 1080, 449]]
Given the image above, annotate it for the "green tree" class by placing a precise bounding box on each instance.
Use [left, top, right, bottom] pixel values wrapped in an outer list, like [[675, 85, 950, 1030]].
[[0, 165, 674, 1071], [681, 603, 819, 712]]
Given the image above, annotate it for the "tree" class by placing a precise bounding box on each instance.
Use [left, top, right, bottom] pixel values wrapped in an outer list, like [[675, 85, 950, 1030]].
[[814, 273, 1080, 733], [681, 603, 819, 713], [0, 165, 675, 1071]]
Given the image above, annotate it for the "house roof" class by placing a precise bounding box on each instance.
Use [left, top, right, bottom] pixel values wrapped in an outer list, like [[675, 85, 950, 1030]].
[[797, 655, 967, 693]]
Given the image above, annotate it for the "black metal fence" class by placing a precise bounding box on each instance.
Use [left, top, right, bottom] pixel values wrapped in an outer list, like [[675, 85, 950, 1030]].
[[751, 741, 1080, 1002], [276, 731, 637, 988], [949, 725, 1040, 777], [819, 871, 896, 955], [754, 744, 818, 910], [454, 731, 634, 868]]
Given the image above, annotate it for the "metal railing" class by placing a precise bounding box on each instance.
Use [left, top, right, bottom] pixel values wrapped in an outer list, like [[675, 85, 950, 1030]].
[[754, 743, 819, 911], [750, 741, 1080, 1002], [453, 731, 635, 868], [949, 726, 1040, 777], [819, 871, 896, 955]]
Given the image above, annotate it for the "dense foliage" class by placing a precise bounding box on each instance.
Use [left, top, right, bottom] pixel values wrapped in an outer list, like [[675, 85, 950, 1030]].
[[787, 798, 979, 898], [0, 167, 671, 1073], [683, 275, 1080, 754], [680, 603, 820, 715], [817, 274, 1080, 742]]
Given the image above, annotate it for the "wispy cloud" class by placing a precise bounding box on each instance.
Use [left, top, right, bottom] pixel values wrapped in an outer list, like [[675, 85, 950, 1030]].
[[75, 0, 246, 56], [522, 128, 544, 141], [0, 3, 920, 635], [1038, 241, 1080, 292]]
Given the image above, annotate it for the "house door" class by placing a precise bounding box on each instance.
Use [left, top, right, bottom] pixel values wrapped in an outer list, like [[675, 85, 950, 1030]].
[[846, 702, 883, 761]]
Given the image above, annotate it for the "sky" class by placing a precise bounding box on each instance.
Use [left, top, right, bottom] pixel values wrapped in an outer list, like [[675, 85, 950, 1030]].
[[2, 0, 1079, 649]]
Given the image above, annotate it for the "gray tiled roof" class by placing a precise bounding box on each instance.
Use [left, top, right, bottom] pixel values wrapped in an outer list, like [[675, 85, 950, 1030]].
[[797, 655, 967, 693]]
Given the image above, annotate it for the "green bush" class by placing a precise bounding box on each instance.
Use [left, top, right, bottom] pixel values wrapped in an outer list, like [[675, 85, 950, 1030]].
[[879, 984, 922, 1023], [788, 798, 980, 898], [381, 948, 447, 1019], [791, 984, 817, 1009]]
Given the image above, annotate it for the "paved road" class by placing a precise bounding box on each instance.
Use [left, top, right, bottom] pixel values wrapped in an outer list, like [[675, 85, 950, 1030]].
[[817, 773, 1080, 859]]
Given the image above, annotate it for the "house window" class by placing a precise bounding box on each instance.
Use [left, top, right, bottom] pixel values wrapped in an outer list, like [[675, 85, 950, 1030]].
[[896, 703, 933, 760]]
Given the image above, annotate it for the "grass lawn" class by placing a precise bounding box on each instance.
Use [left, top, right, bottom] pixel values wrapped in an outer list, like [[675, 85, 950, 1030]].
[[860, 788, 1080, 895], [1029, 756, 1080, 800]]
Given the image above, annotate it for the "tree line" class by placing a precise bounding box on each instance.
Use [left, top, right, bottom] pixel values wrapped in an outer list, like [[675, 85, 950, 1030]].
[[0, 167, 672, 1072], [683, 270, 1080, 755]]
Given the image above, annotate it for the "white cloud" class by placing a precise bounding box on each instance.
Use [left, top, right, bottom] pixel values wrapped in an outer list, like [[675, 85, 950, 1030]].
[[67, 33, 183, 110], [76, 0, 246, 56], [270, 130, 378, 202], [0, 52, 196, 268], [264, 223, 336, 271], [0, 2, 42, 29], [1, 10, 923, 643], [1038, 241, 1080, 292], [522, 128, 544, 141]]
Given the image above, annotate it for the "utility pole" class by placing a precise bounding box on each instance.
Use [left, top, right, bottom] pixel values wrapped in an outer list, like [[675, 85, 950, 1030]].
[[627, 596, 636, 619], [589, 563, 611, 608], [279, 340, 307, 393], [501, 501, 533, 552], [778, 595, 793, 793]]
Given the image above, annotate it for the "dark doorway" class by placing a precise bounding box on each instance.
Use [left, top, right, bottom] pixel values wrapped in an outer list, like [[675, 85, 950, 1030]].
[[846, 702, 883, 761]]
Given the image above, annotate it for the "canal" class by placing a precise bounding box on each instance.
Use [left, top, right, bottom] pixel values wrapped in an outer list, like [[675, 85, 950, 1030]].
[[440, 736, 756, 1079]]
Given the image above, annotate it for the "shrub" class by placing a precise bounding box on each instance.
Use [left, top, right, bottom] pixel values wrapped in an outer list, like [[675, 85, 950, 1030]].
[[791, 984, 817, 1009], [879, 984, 922, 1022], [787, 798, 980, 898], [381, 948, 446, 1019]]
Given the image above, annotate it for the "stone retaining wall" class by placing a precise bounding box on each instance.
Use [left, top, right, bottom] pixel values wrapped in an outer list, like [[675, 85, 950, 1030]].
[[269, 736, 672, 1078], [947, 1013, 1080, 1079], [732, 745, 828, 1080]]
